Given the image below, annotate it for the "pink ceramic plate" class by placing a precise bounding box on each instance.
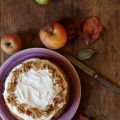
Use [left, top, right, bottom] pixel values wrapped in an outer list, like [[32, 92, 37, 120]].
[[0, 48, 81, 120]]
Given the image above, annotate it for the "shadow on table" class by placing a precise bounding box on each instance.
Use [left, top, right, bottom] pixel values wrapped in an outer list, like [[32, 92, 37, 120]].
[[18, 29, 44, 49], [74, 67, 95, 120]]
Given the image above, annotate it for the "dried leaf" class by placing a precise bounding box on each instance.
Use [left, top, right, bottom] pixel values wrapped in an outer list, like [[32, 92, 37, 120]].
[[60, 18, 77, 40], [77, 31, 90, 45], [82, 16, 102, 45]]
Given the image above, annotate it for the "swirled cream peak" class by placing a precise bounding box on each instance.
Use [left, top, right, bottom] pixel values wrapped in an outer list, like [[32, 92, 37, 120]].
[[15, 69, 54, 109]]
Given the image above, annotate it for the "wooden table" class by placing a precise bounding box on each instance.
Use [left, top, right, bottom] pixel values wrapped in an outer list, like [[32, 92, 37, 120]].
[[0, 0, 120, 120]]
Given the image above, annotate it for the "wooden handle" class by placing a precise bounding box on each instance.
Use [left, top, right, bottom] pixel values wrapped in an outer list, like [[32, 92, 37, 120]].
[[64, 55, 120, 94], [93, 73, 120, 94]]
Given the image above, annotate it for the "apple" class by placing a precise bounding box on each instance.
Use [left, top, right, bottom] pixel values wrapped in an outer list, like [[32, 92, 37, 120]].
[[39, 22, 67, 49], [0, 34, 22, 55], [35, 0, 53, 5]]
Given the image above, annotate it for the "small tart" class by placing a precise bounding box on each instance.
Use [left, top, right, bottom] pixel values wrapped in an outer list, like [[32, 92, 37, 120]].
[[3, 58, 69, 120]]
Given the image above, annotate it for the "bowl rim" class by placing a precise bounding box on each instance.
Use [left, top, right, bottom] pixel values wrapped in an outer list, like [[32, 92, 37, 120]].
[[0, 48, 81, 120]]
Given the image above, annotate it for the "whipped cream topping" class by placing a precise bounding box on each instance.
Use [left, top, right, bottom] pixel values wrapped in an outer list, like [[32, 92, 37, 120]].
[[15, 69, 54, 109], [3, 58, 67, 120]]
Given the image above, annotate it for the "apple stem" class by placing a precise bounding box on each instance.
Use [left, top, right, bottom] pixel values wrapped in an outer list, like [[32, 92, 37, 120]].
[[6, 42, 12, 47], [45, 25, 54, 34]]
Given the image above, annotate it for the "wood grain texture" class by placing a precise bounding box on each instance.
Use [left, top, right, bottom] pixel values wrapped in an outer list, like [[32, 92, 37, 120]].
[[0, 0, 120, 120]]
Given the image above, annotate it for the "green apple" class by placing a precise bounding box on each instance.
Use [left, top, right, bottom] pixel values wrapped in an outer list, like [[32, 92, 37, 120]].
[[35, 0, 53, 5]]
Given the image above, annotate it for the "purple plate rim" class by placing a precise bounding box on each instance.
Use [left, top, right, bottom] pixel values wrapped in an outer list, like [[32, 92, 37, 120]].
[[0, 48, 81, 120]]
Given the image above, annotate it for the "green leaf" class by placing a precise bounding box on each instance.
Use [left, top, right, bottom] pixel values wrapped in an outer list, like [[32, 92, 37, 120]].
[[78, 48, 95, 60]]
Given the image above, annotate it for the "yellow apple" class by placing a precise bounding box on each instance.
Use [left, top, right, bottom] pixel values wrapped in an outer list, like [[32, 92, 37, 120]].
[[39, 22, 67, 49], [35, 0, 53, 5]]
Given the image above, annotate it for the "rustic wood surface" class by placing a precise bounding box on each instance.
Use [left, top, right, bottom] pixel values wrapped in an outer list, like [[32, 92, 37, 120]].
[[0, 0, 120, 120]]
